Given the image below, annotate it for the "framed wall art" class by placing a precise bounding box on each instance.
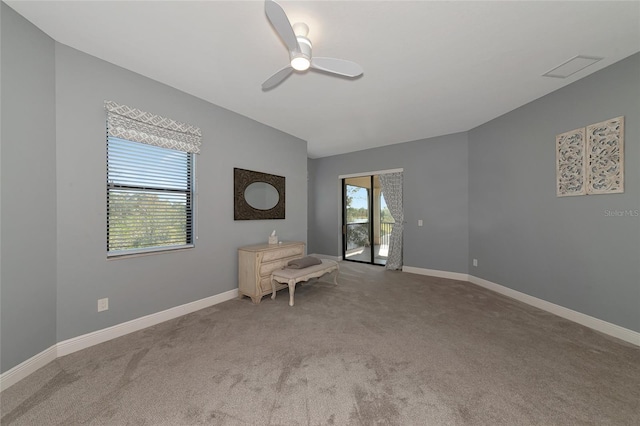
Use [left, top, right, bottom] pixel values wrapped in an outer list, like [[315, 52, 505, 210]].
[[586, 116, 624, 195], [556, 127, 586, 197]]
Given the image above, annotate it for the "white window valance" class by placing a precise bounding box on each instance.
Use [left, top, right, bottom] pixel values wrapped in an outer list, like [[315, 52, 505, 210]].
[[105, 100, 201, 154]]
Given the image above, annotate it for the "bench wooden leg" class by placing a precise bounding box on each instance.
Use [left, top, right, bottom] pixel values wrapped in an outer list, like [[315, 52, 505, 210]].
[[271, 278, 277, 300], [288, 279, 296, 306]]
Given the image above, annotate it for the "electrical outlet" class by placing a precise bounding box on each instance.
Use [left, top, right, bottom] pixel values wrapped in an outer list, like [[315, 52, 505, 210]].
[[98, 298, 109, 312], [418, 220, 423, 227], [473, 259, 478, 267]]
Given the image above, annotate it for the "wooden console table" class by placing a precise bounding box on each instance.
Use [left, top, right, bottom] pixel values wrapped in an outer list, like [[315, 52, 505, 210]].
[[238, 241, 305, 304]]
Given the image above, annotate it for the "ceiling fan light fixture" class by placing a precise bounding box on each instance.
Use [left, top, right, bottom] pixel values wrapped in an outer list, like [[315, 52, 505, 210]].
[[291, 55, 311, 71]]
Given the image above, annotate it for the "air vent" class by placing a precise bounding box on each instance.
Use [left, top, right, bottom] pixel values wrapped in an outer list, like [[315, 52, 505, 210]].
[[543, 55, 603, 78]]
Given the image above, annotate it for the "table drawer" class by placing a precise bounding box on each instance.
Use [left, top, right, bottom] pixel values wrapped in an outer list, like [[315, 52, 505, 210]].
[[260, 257, 298, 277], [262, 244, 303, 262]]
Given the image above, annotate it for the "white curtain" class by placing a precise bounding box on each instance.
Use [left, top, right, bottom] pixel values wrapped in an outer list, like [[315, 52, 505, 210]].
[[105, 100, 202, 154], [380, 172, 403, 270]]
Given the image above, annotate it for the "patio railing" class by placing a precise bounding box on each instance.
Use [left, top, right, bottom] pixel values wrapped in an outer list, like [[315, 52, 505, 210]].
[[346, 221, 394, 251], [380, 221, 393, 247]]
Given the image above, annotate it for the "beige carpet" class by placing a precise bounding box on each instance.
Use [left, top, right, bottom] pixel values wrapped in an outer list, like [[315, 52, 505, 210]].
[[1, 261, 639, 425]]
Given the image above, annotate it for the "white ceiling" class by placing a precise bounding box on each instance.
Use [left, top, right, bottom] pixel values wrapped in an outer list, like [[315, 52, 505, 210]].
[[6, 0, 640, 158]]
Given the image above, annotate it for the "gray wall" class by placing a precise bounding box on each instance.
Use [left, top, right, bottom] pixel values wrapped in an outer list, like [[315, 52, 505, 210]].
[[54, 43, 307, 342], [1, 3, 307, 373], [469, 53, 640, 332], [1, 4, 58, 372], [309, 54, 639, 332], [310, 133, 469, 273]]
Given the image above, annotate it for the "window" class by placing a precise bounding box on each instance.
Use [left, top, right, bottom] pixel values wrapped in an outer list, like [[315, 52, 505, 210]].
[[105, 101, 201, 257], [107, 138, 193, 255]]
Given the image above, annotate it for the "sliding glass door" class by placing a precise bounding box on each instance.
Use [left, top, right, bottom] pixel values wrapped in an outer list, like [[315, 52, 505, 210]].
[[342, 176, 390, 266], [343, 177, 372, 263]]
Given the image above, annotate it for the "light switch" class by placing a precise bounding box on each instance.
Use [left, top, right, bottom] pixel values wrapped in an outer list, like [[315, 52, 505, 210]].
[[418, 220, 423, 227]]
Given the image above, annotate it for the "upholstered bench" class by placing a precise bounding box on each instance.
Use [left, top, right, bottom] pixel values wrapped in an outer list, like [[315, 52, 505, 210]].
[[270, 259, 339, 306]]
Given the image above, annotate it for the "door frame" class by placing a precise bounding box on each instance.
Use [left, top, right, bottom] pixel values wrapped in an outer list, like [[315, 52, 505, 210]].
[[338, 168, 403, 265], [342, 176, 375, 264]]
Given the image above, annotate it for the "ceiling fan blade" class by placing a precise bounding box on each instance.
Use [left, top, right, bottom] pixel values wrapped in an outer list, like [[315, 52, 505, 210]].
[[311, 57, 363, 77], [262, 66, 294, 90], [265, 0, 300, 53]]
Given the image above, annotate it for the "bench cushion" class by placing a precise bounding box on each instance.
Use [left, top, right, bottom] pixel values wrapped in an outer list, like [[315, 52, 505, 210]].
[[287, 256, 322, 269]]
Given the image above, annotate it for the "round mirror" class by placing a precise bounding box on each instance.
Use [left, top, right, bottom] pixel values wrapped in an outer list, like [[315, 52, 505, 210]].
[[244, 182, 280, 210]]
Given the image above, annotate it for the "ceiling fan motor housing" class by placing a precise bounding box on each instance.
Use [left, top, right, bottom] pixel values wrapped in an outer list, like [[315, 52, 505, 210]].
[[292, 36, 312, 64]]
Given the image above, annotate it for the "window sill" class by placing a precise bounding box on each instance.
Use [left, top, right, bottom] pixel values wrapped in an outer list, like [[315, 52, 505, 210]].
[[107, 245, 194, 260]]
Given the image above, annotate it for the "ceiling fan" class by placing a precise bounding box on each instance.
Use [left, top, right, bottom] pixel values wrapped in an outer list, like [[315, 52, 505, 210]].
[[262, 0, 364, 90]]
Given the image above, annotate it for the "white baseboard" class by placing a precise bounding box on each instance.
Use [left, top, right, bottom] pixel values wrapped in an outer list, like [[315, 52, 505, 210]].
[[57, 289, 238, 356], [309, 253, 343, 261], [0, 345, 57, 392], [468, 275, 640, 347], [0, 289, 238, 392], [402, 265, 469, 282], [4, 270, 638, 393], [400, 266, 639, 347]]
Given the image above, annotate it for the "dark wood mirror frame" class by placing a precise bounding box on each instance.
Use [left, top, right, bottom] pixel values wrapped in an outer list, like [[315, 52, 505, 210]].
[[234, 168, 285, 220]]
